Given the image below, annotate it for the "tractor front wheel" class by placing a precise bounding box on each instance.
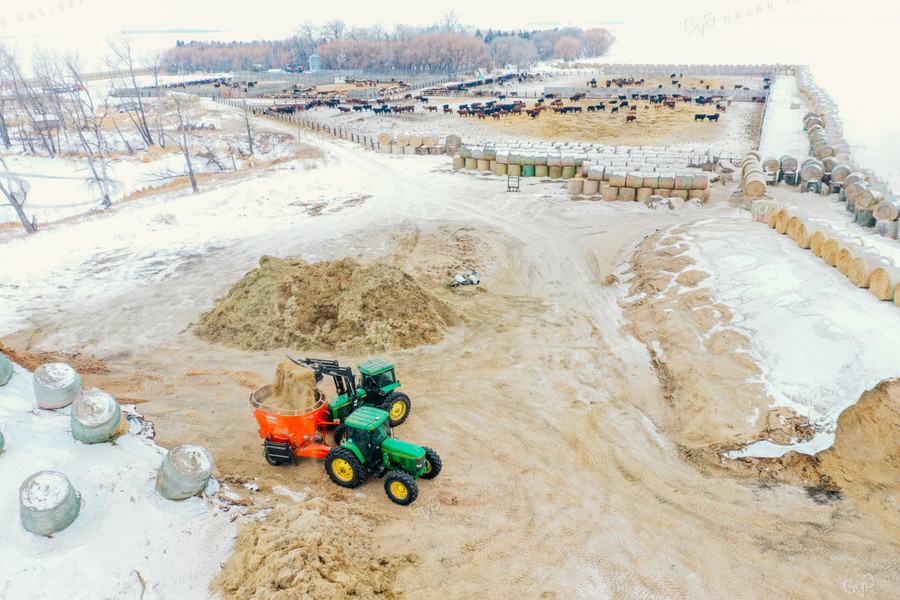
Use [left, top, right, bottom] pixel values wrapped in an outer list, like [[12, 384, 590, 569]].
[[381, 392, 411, 427], [333, 423, 349, 446], [325, 447, 366, 488], [384, 472, 419, 505], [420, 447, 442, 479]]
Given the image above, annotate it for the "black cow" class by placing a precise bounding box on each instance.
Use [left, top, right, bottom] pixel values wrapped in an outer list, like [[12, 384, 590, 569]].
[[694, 114, 706, 121], [706, 114, 720, 122]]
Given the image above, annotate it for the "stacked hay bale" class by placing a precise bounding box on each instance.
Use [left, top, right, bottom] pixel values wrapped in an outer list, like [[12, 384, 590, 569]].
[[740, 152, 767, 202]]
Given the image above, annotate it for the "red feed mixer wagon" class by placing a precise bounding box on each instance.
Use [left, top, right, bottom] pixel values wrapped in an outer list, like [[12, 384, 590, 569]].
[[249, 384, 336, 465]]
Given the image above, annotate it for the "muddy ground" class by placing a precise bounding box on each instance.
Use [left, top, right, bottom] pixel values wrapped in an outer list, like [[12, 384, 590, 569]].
[[3, 108, 900, 599]]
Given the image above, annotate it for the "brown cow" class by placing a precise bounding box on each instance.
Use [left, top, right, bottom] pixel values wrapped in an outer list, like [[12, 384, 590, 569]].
[[626, 115, 637, 123]]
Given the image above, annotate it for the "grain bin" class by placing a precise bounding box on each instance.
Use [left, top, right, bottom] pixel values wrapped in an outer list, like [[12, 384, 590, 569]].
[[19, 471, 82, 536], [33, 363, 82, 410], [71, 389, 128, 444], [156, 443, 215, 500]]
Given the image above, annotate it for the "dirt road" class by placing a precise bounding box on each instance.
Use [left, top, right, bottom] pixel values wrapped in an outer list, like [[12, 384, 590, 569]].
[[5, 117, 900, 599]]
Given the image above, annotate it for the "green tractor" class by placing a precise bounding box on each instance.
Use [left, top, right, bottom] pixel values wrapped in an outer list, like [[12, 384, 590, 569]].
[[324, 406, 441, 505], [288, 357, 411, 434]]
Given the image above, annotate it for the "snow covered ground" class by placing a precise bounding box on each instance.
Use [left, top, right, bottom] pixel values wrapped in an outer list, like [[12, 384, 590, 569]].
[[0, 362, 236, 600]]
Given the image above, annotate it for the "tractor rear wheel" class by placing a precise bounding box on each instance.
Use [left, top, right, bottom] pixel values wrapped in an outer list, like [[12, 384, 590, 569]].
[[420, 447, 442, 479], [384, 472, 418, 505], [325, 447, 366, 488], [381, 392, 411, 426], [333, 423, 349, 446]]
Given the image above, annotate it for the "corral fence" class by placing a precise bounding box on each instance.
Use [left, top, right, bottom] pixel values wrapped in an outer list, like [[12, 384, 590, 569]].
[[214, 97, 382, 151], [544, 87, 769, 101]]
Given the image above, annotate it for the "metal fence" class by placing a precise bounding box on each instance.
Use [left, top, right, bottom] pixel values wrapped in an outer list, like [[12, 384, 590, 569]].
[[544, 87, 769, 101]]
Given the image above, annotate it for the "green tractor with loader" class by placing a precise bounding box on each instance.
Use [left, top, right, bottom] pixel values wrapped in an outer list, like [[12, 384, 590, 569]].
[[324, 405, 441, 505], [288, 356, 411, 435]]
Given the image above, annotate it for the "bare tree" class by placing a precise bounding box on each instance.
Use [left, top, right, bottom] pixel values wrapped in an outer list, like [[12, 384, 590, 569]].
[[107, 35, 154, 147], [2, 52, 57, 156], [165, 93, 199, 193], [0, 46, 13, 148], [440, 11, 460, 33], [0, 157, 36, 233], [61, 54, 115, 208], [323, 19, 347, 42]]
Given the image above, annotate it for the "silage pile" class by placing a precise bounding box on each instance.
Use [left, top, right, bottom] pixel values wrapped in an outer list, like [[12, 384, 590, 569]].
[[213, 496, 415, 600], [263, 358, 320, 412], [196, 256, 456, 353]]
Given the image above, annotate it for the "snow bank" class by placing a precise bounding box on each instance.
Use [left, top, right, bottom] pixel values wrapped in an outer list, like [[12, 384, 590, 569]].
[[0, 362, 235, 600]]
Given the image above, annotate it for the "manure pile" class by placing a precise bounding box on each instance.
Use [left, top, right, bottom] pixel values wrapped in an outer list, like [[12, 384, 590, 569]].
[[196, 256, 456, 353]]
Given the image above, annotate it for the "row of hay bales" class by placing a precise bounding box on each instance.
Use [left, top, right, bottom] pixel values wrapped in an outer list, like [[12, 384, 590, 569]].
[[754, 204, 900, 303], [457, 143, 715, 171], [378, 132, 460, 155], [566, 168, 709, 202]]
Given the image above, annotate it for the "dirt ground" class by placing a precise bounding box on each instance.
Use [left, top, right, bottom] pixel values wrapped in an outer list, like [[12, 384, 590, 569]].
[[4, 109, 900, 599]]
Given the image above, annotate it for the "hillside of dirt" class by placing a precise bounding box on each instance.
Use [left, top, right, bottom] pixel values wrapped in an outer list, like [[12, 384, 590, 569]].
[[195, 256, 458, 354]]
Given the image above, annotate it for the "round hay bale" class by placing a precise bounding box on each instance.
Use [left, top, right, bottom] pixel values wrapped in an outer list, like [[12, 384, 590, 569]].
[[535, 165, 549, 177], [493, 163, 507, 176], [844, 180, 868, 204], [408, 135, 422, 148], [568, 178, 584, 195], [609, 171, 627, 187], [779, 155, 799, 173], [422, 133, 439, 147], [548, 165, 562, 179], [870, 267, 900, 300], [843, 172, 866, 187], [875, 219, 899, 239], [19, 471, 81, 536], [669, 196, 686, 210], [378, 132, 393, 146], [452, 157, 464, 170], [495, 150, 510, 165], [800, 160, 824, 182], [821, 236, 854, 267], [796, 219, 825, 249], [873, 197, 900, 221], [508, 152, 523, 166], [521, 164, 535, 177], [691, 173, 709, 190], [626, 172, 644, 188], [70, 389, 128, 444], [744, 172, 766, 197], [856, 188, 883, 210], [762, 157, 781, 172], [810, 228, 831, 257], [642, 173, 660, 189], [674, 174, 692, 190], [830, 163, 852, 183], [822, 156, 838, 173], [744, 151, 762, 162], [464, 157, 476, 170], [786, 215, 807, 241], [657, 173, 676, 190], [395, 134, 408, 147], [508, 164, 522, 177], [445, 134, 461, 149], [562, 166, 577, 179], [547, 154, 563, 167], [837, 243, 867, 275], [814, 143, 836, 159], [767, 206, 783, 229], [156, 443, 215, 500], [775, 207, 798, 234], [471, 147, 484, 160], [482, 147, 497, 160], [848, 252, 889, 288], [33, 363, 82, 410], [855, 207, 876, 227], [619, 187, 636, 202], [602, 184, 619, 202], [583, 178, 600, 195], [587, 165, 605, 181], [476, 159, 490, 171]]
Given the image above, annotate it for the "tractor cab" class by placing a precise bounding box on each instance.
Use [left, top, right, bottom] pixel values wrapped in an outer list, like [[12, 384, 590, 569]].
[[343, 406, 393, 462], [357, 358, 400, 400]]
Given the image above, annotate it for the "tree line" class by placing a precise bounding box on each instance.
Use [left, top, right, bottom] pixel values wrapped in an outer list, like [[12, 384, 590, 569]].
[[162, 19, 615, 73]]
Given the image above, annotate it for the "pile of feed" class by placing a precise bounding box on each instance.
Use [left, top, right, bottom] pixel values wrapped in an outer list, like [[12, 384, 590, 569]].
[[213, 496, 415, 600], [263, 358, 319, 412], [196, 256, 456, 353]]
